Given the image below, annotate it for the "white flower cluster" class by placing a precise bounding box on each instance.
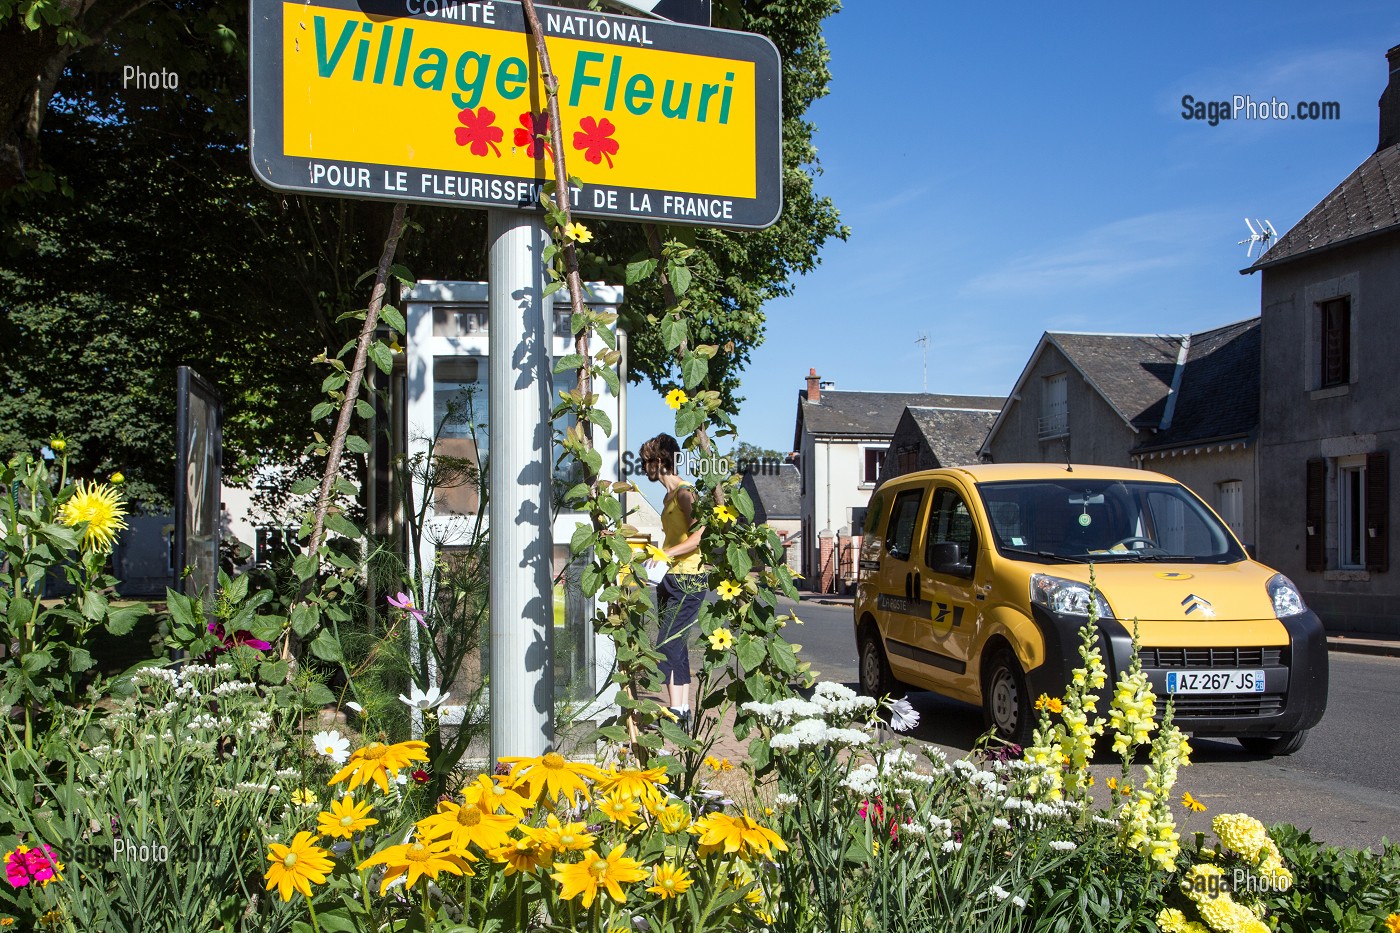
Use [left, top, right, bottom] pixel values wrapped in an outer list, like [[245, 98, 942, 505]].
[[181, 662, 235, 680], [741, 697, 826, 726], [188, 713, 235, 731], [133, 667, 179, 686], [809, 681, 877, 719], [1049, 839, 1078, 852], [212, 680, 257, 697], [774, 793, 799, 808], [769, 718, 870, 751], [236, 781, 281, 795], [173, 682, 204, 700], [951, 759, 1002, 793]]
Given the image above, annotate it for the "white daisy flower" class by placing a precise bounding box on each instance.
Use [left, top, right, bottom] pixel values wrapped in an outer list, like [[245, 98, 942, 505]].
[[398, 684, 449, 712], [312, 729, 350, 764]]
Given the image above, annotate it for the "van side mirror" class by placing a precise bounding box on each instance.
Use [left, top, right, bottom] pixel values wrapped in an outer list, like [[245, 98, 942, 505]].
[[928, 541, 973, 578]]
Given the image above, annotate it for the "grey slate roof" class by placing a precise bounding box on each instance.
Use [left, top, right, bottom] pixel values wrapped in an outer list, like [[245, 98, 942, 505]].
[[740, 463, 801, 521], [795, 390, 1004, 449], [1248, 142, 1400, 271], [1050, 333, 1183, 428], [1132, 318, 1260, 453], [905, 406, 1000, 467]]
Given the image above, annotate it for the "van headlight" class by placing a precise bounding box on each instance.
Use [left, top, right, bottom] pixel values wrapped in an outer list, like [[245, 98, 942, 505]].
[[1030, 574, 1115, 619], [1266, 573, 1307, 618]]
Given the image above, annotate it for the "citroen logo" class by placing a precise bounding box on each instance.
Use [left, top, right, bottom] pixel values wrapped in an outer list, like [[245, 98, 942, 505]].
[[1181, 594, 1215, 618]]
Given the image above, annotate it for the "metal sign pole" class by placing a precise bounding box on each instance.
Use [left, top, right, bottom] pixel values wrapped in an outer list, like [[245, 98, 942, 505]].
[[487, 209, 555, 759]]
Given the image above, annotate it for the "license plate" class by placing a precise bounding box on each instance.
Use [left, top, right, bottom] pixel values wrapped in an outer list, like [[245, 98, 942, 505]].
[[1165, 670, 1266, 693]]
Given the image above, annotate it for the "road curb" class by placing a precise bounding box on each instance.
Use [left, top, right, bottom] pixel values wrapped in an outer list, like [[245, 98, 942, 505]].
[[1326, 637, 1400, 658]]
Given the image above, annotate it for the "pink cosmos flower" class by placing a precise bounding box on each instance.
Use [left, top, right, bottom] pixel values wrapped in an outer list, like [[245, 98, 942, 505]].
[[387, 592, 426, 626], [207, 620, 272, 652]]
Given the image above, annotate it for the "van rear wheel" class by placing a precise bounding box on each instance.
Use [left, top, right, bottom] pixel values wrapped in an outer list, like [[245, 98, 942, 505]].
[[1238, 730, 1308, 756], [983, 649, 1033, 746], [858, 628, 899, 699]]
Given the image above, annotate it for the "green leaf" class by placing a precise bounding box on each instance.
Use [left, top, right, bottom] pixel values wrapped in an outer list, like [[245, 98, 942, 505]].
[[554, 353, 586, 373], [570, 523, 597, 556], [767, 638, 799, 675], [258, 659, 290, 684], [668, 262, 692, 296], [775, 564, 799, 600], [624, 258, 656, 284], [748, 735, 771, 773], [311, 401, 335, 421], [344, 434, 371, 455], [324, 513, 363, 540], [580, 562, 605, 597], [293, 554, 319, 582], [367, 341, 393, 375], [310, 629, 343, 663], [69, 647, 94, 673], [582, 447, 603, 477], [290, 477, 319, 495], [681, 352, 708, 389], [289, 603, 320, 637], [355, 399, 375, 419], [379, 303, 407, 334], [543, 279, 564, 297], [661, 316, 687, 352], [105, 603, 146, 636], [735, 635, 765, 671], [726, 543, 752, 580], [596, 365, 621, 395], [304, 683, 336, 707], [6, 596, 34, 629], [590, 408, 612, 437], [21, 650, 55, 674], [729, 485, 755, 523], [674, 406, 702, 437]]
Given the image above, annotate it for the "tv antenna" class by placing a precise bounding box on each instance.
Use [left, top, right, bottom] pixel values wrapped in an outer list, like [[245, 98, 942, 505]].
[[915, 332, 928, 391], [1239, 218, 1278, 258]]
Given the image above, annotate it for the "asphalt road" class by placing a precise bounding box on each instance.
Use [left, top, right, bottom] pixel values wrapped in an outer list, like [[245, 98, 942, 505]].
[[783, 596, 1400, 851]]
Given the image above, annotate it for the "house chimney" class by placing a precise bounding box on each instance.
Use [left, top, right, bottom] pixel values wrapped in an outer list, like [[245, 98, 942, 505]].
[[806, 367, 821, 403], [1380, 43, 1400, 151]]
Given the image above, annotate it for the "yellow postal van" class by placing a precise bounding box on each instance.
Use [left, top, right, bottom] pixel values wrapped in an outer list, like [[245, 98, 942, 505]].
[[854, 464, 1328, 756]]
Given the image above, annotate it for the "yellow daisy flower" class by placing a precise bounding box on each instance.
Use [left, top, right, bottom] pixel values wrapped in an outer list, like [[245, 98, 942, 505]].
[[653, 802, 691, 834], [551, 845, 648, 908], [1181, 792, 1207, 813], [598, 791, 643, 827], [712, 504, 738, 524], [417, 798, 519, 853], [595, 764, 669, 805], [316, 794, 378, 840], [1383, 914, 1400, 933], [691, 811, 788, 860], [499, 751, 604, 804], [290, 787, 318, 807], [358, 838, 476, 894], [665, 388, 688, 409], [328, 740, 429, 793], [703, 755, 734, 772], [708, 627, 734, 650], [461, 773, 532, 818], [1034, 694, 1063, 714], [490, 834, 552, 875], [646, 862, 693, 899], [565, 221, 593, 244], [264, 832, 335, 901], [58, 480, 128, 552], [530, 814, 596, 854], [715, 580, 742, 601]]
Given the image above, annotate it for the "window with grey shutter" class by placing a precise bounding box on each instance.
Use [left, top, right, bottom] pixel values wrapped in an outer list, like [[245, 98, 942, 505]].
[[1366, 451, 1388, 572], [1305, 458, 1326, 572]]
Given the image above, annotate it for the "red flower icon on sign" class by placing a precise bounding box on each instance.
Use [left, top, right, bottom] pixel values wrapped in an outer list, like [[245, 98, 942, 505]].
[[573, 116, 619, 168], [455, 106, 502, 157], [514, 110, 552, 159]]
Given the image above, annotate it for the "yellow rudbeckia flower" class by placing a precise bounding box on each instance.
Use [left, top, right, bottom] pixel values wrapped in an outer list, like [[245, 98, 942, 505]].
[[646, 862, 693, 899], [317, 794, 378, 839], [498, 751, 604, 805], [328, 740, 429, 792], [358, 839, 476, 895], [264, 832, 334, 901], [551, 845, 647, 908]]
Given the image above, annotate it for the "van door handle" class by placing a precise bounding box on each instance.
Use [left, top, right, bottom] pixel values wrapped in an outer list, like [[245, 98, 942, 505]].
[[904, 572, 913, 599], [914, 572, 921, 595]]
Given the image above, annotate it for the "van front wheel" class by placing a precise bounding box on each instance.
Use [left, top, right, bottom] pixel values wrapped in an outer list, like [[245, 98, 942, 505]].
[[1238, 731, 1308, 756], [983, 649, 1033, 746], [858, 629, 899, 699]]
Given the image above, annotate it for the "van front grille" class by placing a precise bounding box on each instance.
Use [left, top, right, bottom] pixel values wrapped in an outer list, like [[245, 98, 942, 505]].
[[1141, 647, 1284, 669], [1158, 694, 1286, 718]]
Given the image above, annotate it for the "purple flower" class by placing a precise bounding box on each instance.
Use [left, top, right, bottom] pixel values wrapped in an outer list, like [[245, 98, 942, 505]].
[[207, 621, 271, 653], [387, 591, 427, 626]]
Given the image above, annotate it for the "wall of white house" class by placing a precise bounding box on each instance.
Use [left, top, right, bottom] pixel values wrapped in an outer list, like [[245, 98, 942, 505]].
[[801, 437, 883, 579]]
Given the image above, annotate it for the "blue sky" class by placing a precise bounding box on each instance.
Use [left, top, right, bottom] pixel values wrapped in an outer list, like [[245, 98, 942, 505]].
[[626, 1, 1400, 484]]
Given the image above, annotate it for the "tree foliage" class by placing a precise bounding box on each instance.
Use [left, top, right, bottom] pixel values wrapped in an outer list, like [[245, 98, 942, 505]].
[[0, 0, 846, 506]]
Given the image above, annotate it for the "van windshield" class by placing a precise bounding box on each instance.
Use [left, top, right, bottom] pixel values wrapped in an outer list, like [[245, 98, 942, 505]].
[[976, 478, 1246, 564]]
